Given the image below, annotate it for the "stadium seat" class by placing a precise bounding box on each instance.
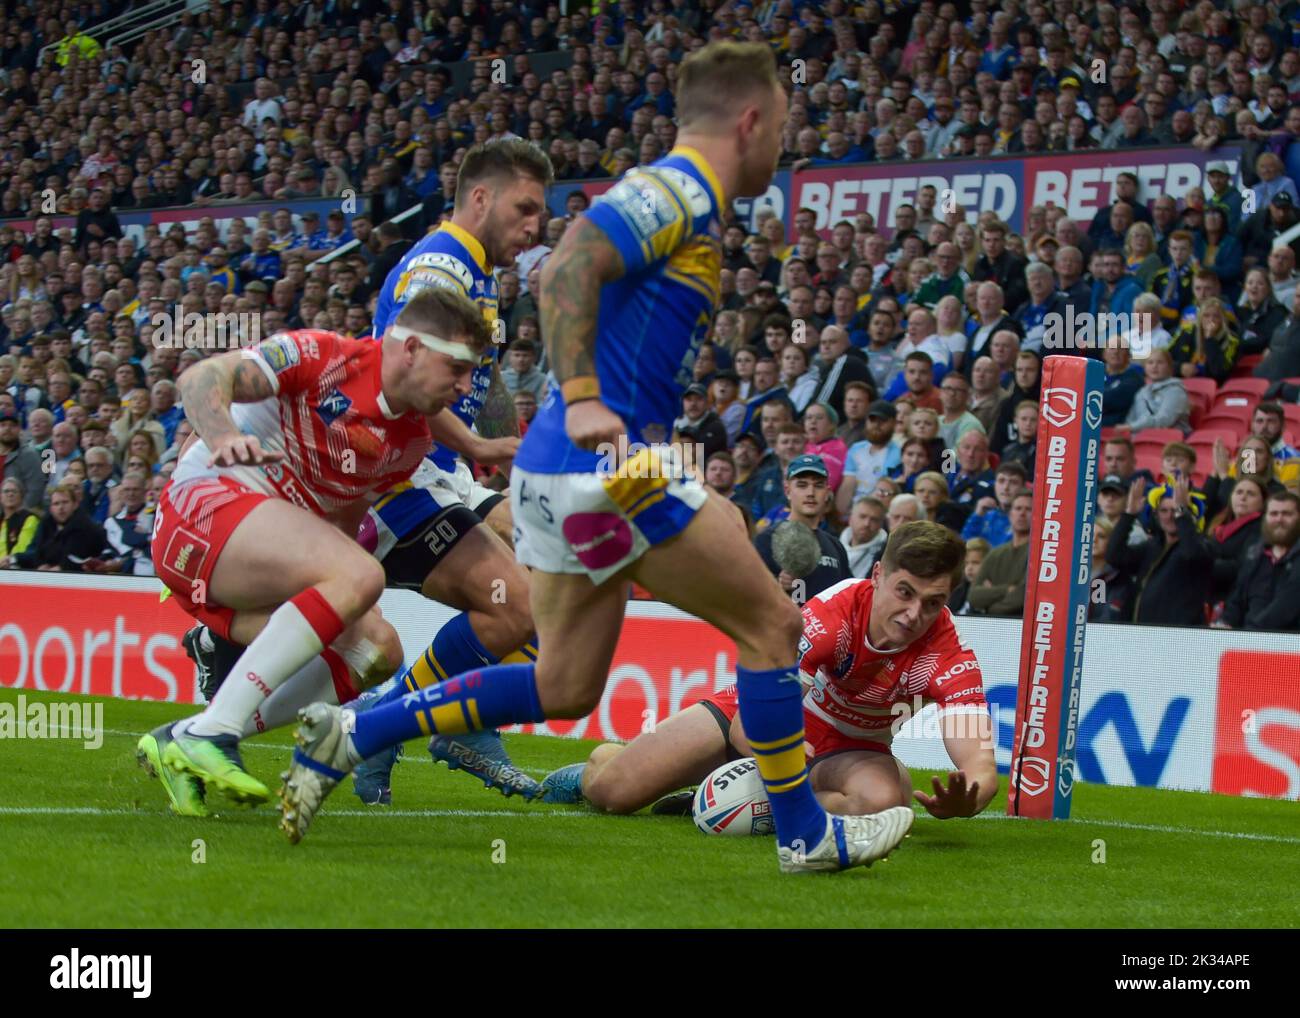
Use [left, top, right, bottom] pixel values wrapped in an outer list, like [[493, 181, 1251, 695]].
[[1131, 427, 1184, 448], [1136, 449, 1165, 478], [1099, 426, 1123, 442], [1210, 392, 1256, 416], [1181, 377, 1218, 405], [1197, 411, 1250, 437], [1220, 377, 1270, 398], [1188, 430, 1238, 469], [1187, 394, 1210, 430], [1283, 404, 1300, 428], [1230, 354, 1265, 378]]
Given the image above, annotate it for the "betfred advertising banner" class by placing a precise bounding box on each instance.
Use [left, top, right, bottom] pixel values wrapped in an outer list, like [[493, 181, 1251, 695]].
[[3, 572, 1297, 801], [549, 144, 1243, 239]]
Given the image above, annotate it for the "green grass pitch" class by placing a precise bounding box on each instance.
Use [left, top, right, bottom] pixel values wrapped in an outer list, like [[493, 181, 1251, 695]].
[[1, 688, 1295, 928]]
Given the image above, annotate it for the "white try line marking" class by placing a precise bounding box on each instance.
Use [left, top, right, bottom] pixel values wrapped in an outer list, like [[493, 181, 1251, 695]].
[[1, 805, 1297, 845], [969, 812, 1300, 845]]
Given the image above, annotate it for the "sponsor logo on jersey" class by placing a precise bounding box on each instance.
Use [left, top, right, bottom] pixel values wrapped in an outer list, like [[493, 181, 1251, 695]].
[[258, 334, 300, 373], [172, 543, 194, 572], [403, 252, 475, 293], [317, 389, 352, 427], [935, 658, 980, 685]]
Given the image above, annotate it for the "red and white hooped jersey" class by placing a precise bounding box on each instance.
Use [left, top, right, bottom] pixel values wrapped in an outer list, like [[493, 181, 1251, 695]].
[[171, 330, 431, 517], [799, 578, 988, 744]]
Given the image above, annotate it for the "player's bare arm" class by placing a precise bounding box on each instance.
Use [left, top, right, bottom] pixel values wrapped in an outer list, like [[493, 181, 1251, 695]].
[[178, 351, 284, 467], [426, 405, 520, 466], [913, 712, 999, 819], [539, 216, 626, 450]]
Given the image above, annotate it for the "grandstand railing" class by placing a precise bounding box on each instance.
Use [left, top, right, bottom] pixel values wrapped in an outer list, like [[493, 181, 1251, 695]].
[[38, 0, 194, 62], [318, 201, 426, 265]]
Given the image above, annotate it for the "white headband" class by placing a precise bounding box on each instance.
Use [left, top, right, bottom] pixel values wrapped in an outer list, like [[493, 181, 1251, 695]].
[[389, 325, 478, 363]]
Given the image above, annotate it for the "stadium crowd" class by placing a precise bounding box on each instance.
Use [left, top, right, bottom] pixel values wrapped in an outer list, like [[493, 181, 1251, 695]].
[[1, 0, 1299, 630]]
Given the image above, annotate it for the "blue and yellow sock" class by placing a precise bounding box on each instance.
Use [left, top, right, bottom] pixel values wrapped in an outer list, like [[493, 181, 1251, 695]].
[[351, 663, 546, 759], [735, 664, 826, 851], [371, 612, 539, 709]]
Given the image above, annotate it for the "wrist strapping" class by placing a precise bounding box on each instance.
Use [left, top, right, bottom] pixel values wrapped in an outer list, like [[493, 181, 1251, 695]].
[[562, 376, 601, 404]]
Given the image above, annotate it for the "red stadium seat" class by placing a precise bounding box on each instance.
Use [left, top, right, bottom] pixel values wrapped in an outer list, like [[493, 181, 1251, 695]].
[[1220, 377, 1270, 398], [1188, 395, 1209, 430], [1210, 392, 1256, 416], [1181, 377, 1218, 405], [1131, 427, 1184, 448], [1283, 404, 1300, 428], [1187, 430, 1238, 470], [1230, 354, 1265, 378], [1198, 411, 1250, 437], [1136, 449, 1165, 478], [1099, 426, 1123, 442]]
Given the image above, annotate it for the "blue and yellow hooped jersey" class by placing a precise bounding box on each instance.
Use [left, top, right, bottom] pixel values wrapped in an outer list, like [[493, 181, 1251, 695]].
[[373, 221, 499, 472], [515, 146, 725, 475]]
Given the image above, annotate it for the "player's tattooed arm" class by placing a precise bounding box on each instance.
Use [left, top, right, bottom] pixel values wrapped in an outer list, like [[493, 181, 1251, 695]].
[[476, 359, 518, 440], [540, 217, 626, 384], [179, 350, 283, 466]]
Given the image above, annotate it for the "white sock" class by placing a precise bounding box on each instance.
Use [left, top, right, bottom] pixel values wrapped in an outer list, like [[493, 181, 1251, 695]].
[[187, 600, 330, 738], [244, 655, 340, 736]]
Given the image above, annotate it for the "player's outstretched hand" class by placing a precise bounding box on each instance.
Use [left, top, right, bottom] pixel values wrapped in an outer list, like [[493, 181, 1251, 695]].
[[208, 434, 284, 467], [566, 399, 624, 453], [914, 770, 981, 819]]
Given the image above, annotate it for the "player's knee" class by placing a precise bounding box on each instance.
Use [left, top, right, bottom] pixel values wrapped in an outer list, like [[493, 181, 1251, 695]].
[[327, 554, 386, 619], [535, 671, 602, 718], [582, 768, 640, 814]]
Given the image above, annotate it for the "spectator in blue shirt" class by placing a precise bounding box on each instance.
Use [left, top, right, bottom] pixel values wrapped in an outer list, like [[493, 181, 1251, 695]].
[[1101, 344, 1145, 426], [960, 461, 1026, 546]]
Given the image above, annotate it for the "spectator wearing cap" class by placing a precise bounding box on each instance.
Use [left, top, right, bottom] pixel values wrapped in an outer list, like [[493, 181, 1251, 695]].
[[1205, 162, 1243, 232], [838, 399, 901, 516], [1219, 491, 1300, 631], [1240, 191, 1300, 268], [966, 489, 1033, 617], [502, 339, 546, 400], [0, 410, 44, 509], [673, 383, 728, 465], [754, 454, 851, 598], [732, 431, 781, 522], [839, 495, 887, 579]]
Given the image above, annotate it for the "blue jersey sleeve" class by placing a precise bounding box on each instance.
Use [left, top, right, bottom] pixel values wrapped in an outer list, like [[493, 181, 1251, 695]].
[[583, 165, 714, 276]]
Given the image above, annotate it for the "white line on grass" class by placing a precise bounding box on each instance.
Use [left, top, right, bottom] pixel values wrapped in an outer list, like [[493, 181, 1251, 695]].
[[4, 806, 1298, 845], [968, 812, 1300, 845]]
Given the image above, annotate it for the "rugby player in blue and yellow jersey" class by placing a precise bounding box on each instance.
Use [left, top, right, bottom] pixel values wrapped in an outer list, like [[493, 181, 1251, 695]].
[[282, 43, 914, 871]]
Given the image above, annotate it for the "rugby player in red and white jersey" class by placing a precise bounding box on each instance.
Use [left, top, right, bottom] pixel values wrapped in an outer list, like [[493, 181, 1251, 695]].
[[135, 288, 493, 815], [541, 521, 999, 823]]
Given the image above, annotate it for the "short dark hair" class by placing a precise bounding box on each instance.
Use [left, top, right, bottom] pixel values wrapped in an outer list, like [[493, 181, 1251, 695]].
[[456, 139, 554, 207], [880, 519, 966, 586], [995, 461, 1027, 481], [904, 350, 934, 367], [1256, 401, 1285, 422], [1268, 490, 1300, 512]]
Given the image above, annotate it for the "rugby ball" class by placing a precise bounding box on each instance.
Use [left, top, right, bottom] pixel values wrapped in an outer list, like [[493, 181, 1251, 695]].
[[692, 758, 775, 836]]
